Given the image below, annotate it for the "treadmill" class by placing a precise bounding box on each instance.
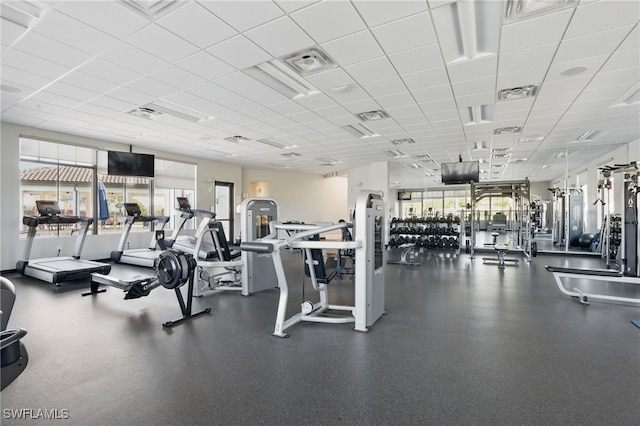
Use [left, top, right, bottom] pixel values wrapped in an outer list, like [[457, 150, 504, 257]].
[[16, 200, 111, 284], [110, 203, 170, 268], [170, 197, 219, 260]]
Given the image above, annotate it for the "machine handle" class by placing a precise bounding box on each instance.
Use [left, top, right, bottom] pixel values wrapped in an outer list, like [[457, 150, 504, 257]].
[[0, 328, 27, 350], [240, 242, 274, 253]]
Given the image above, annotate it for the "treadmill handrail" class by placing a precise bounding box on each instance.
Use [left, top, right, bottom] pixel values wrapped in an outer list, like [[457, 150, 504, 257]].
[[23, 215, 93, 227]]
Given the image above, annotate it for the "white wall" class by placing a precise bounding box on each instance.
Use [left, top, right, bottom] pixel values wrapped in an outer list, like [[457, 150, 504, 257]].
[[241, 167, 348, 223], [0, 122, 242, 270]]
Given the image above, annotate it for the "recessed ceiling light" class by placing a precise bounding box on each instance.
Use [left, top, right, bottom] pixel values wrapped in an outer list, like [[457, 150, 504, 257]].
[[497, 84, 539, 101], [255, 138, 298, 149], [356, 110, 390, 121], [390, 138, 415, 145], [518, 135, 544, 143], [494, 126, 521, 135], [224, 135, 250, 143], [244, 59, 320, 99], [560, 66, 588, 76], [463, 105, 494, 126], [341, 123, 379, 139], [554, 151, 568, 159], [388, 150, 408, 159], [471, 141, 488, 151], [0, 85, 21, 93]]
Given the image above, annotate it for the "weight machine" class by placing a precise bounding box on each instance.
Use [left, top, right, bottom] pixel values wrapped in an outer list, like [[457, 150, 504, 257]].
[[549, 187, 584, 249], [240, 190, 385, 337], [469, 179, 536, 262]]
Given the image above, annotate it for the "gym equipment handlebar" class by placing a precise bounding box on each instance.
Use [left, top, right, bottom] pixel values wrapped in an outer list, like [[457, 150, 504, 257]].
[[240, 242, 274, 253]]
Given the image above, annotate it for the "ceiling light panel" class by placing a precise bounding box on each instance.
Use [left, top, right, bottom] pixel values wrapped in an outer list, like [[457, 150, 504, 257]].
[[494, 126, 522, 135], [390, 138, 416, 146], [243, 59, 320, 99], [461, 104, 495, 125], [341, 123, 380, 139], [503, 0, 577, 23], [497, 84, 539, 101], [431, 0, 502, 64]]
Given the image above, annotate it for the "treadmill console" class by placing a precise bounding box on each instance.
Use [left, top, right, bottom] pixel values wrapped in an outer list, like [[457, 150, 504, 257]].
[[177, 197, 192, 212], [124, 203, 142, 217], [36, 200, 61, 216]]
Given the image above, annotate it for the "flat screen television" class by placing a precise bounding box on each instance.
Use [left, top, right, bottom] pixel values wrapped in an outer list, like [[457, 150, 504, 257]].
[[441, 161, 480, 185], [107, 151, 155, 177], [397, 191, 412, 201]]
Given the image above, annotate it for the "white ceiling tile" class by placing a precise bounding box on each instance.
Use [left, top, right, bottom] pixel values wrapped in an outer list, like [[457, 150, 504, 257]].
[[206, 35, 272, 70], [214, 72, 266, 94], [242, 87, 291, 107], [589, 68, 640, 90], [599, 49, 640, 74], [223, 96, 264, 113], [412, 84, 454, 103], [538, 76, 591, 97], [554, 26, 634, 64], [79, 57, 139, 85], [58, 71, 121, 95], [498, 42, 558, 75], [321, 30, 384, 67], [375, 92, 415, 109], [57, 1, 149, 39], [452, 76, 495, 98], [501, 9, 573, 53], [1, 65, 51, 92], [176, 51, 236, 80], [342, 98, 383, 114], [100, 43, 168, 75], [45, 81, 99, 103], [454, 92, 495, 108], [149, 65, 207, 91], [344, 57, 398, 84], [125, 24, 199, 63], [12, 31, 91, 69], [32, 10, 118, 55], [245, 16, 314, 58], [497, 67, 547, 91], [448, 56, 497, 83], [268, 100, 310, 116], [157, 2, 237, 49], [370, 12, 436, 55], [617, 25, 639, 53], [546, 55, 608, 82], [352, 0, 427, 27], [388, 44, 443, 75], [419, 98, 457, 114], [274, 1, 321, 14], [200, 1, 284, 32], [1, 17, 27, 47], [104, 86, 155, 107], [290, 1, 366, 44], [401, 67, 450, 91], [30, 91, 83, 109], [162, 92, 230, 117], [327, 86, 372, 104], [565, 0, 640, 39], [362, 76, 407, 98], [305, 68, 356, 92], [385, 104, 423, 118]]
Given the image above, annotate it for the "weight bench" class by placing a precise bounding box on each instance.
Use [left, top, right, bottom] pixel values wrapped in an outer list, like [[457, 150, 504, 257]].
[[483, 244, 518, 269], [545, 265, 640, 305], [387, 243, 420, 266]]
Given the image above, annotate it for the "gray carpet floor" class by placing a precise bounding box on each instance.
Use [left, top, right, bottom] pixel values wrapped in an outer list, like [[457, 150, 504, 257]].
[[1, 249, 639, 425]]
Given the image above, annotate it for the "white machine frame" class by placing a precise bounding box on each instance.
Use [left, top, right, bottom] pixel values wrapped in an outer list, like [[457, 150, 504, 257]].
[[241, 190, 385, 337], [546, 265, 640, 305]]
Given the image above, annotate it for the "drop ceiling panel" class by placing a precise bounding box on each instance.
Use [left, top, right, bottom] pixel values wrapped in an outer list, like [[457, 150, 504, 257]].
[[101, 42, 168, 75], [243, 87, 291, 107], [245, 16, 314, 58], [599, 49, 640, 74], [546, 55, 609, 82], [157, 2, 237, 49], [290, 1, 366, 43], [125, 24, 199, 63], [200, 1, 284, 32], [352, 0, 427, 27], [497, 67, 547, 91], [320, 30, 384, 67], [12, 31, 91, 69], [31, 10, 118, 55], [149, 65, 206, 90], [57, 1, 148, 39], [447, 56, 497, 83], [305, 68, 356, 91], [500, 10, 573, 53], [554, 26, 635, 65], [451, 76, 495, 98], [205, 35, 272, 70], [0, 66, 50, 93], [361, 76, 407, 98], [565, 0, 640, 39], [1, 17, 28, 47], [498, 42, 558, 75], [388, 44, 443, 75], [370, 12, 436, 55], [401, 67, 450, 91], [343, 56, 398, 84]]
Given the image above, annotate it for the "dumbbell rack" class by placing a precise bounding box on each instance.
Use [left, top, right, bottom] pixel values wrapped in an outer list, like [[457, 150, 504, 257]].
[[389, 217, 461, 251]]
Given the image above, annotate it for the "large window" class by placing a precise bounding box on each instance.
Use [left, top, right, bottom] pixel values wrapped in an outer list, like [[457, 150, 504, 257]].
[[20, 137, 196, 238]]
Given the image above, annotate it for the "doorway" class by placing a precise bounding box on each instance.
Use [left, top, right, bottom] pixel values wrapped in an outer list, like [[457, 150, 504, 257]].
[[214, 181, 234, 243]]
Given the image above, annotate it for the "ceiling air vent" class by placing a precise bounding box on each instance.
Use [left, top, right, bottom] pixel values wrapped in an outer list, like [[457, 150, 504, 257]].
[[356, 110, 390, 122], [224, 135, 250, 143], [504, 0, 577, 23], [390, 138, 415, 146], [128, 106, 163, 120], [128, 101, 211, 123], [494, 126, 521, 135], [282, 47, 337, 76], [119, 0, 186, 20], [497, 84, 539, 101], [281, 152, 302, 159]]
